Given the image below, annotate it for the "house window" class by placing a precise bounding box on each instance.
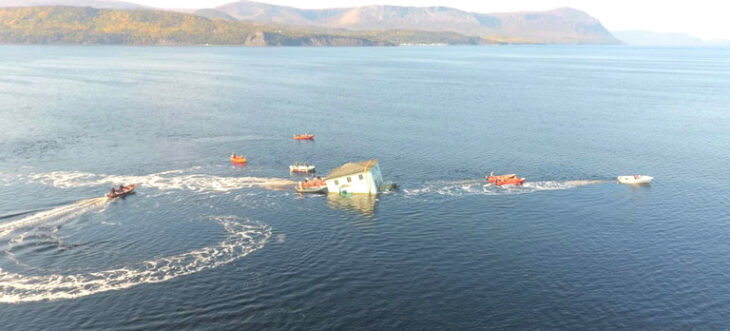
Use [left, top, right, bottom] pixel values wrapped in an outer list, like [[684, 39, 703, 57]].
[[359, 174, 364, 180], [334, 180, 339, 185], [347, 177, 352, 183]]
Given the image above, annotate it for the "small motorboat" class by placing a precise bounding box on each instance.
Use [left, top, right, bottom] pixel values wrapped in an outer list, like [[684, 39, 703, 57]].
[[295, 178, 327, 194], [294, 134, 314, 141], [617, 175, 653, 185], [486, 172, 526, 186], [230, 154, 247, 165], [108, 184, 136, 199], [290, 163, 315, 173]]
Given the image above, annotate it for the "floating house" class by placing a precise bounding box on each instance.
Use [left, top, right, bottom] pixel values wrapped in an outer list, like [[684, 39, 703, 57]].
[[325, 159, 383, 195]]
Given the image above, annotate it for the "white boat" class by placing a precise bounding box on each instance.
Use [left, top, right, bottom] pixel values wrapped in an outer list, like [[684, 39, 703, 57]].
[[290, 163, 315, 173], [617, 175, 653, 184]]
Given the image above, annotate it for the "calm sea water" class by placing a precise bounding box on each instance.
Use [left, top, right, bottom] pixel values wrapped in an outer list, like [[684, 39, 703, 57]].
[[0, 45, 729, 329]]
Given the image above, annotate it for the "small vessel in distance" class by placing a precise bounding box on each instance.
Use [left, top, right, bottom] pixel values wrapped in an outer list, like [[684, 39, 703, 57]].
[[296, 177, 328, 194], [617, 175, 653, 185], [230, 153, 247, 164], [294, 133, 315, 140], [487, 172, 526, 186], [108, 184, 135, 199], [290, 163, 315, 173]]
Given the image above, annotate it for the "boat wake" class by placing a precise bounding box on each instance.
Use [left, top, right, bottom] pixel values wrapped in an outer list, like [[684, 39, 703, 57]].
[[404, 179, 608, 197], [0, 198, 108, 239], [0, 170, 278, 303], [0, 213, 270, 303], [23, 170, 296, 192]]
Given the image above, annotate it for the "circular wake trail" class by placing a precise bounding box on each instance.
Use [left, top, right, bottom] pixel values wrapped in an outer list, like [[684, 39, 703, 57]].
[[0, 216, 270, 303], [25, 170, 296, 192]]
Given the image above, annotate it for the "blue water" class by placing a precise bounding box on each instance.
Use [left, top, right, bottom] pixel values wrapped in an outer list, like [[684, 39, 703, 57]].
[[1, 45, 729, 329]]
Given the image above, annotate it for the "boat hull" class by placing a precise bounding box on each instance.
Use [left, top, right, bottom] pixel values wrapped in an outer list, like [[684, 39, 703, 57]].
[[495, 178, 525, 186], [290, 165, 315, 173], [294, 134, 314, 140], [108, 185, 136, 199], [296, 179, 327, 194], [486, 174, 526, 186], [617, 176, 653, 184], [230, 156, 247, 164], [295, 186, 328, 194]]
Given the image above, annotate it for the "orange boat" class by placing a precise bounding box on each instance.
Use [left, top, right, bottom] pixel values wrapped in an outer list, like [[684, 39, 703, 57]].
[[294, 134, 314, 141], [296, 177, 328, 194], [486, 173, 526, 186], [230, 153, 247, 164]]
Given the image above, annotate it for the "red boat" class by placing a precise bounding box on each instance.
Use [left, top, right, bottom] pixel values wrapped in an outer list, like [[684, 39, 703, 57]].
[[294, 134, 314, 141], [486, 173, 526, 186], [108, 184, 136, 199]]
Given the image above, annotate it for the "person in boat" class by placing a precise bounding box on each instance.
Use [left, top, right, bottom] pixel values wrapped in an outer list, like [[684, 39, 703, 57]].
[[231, 152, 236, 158], [118, 184, 125, 193], [110, 187, 116, 196]]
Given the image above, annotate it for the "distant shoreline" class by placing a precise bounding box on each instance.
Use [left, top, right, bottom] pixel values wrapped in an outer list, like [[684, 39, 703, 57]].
[[0, 6, 621, 46], [3, 44, 725, 48]]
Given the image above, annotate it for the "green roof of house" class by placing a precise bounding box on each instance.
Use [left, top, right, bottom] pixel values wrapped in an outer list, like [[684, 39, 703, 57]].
[[325, 159, 378, 181]]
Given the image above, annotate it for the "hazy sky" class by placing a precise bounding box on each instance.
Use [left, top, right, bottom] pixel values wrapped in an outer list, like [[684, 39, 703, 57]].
[[137, 0, 729, 40]]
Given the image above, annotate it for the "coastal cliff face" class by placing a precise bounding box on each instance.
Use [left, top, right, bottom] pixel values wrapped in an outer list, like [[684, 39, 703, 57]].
[[275, 36, 388, 47], [243, 31, 267, 46], [246, 32, 389, 46]]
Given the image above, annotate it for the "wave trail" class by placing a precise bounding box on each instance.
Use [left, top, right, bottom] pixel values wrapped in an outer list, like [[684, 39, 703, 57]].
[[403, 179, 608, 197], [0, 198, 108, 238], [0, 216, 270, 303], [25, 171, 296, 192]]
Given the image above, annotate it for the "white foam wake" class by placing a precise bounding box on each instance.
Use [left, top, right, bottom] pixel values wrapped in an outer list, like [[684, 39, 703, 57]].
[[404, 179, 608, 197], [0, 198, 108, 238], [0, 216, 270, 303], [25, 170, 296, 192]]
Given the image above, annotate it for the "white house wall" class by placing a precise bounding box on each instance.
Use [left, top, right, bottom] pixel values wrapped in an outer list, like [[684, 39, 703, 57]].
[[326, 170, 381, 195]]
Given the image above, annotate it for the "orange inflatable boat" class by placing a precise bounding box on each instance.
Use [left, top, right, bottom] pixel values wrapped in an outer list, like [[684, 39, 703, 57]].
[[294, 134, 314, 140], [230, 154, 247, 164], [486, 173, 526, 186]]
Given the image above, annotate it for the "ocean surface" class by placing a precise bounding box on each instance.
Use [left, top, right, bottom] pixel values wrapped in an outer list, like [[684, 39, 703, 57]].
[[0, 45, 729, 329]]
